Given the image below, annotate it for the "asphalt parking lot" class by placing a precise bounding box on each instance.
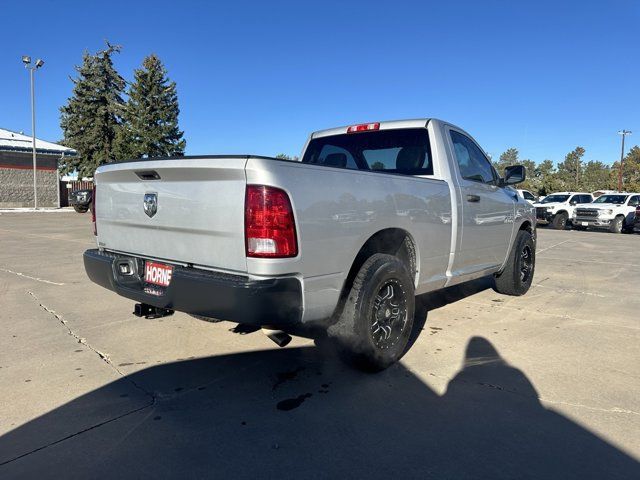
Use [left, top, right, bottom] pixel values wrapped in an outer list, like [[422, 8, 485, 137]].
[[0, 212, 638, 479]]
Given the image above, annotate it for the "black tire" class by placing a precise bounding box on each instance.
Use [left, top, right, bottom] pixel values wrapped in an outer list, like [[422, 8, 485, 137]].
[[551, 212, 568, 230], [494, 230, 535, 296], [328, 253, 415, 372], [73, 205, 89, 213], [609, 215, 624, 234]]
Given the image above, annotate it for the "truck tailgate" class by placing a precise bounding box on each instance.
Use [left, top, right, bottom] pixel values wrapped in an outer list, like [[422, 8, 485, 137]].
[[95, 157, 248, 273]]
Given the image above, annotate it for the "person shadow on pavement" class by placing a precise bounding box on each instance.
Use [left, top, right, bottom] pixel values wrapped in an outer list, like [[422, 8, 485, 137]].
[[0, 334, 638, 479]]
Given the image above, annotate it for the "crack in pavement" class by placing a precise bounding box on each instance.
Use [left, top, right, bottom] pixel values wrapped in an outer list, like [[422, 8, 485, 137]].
[[0, 291, 162, 467], [464, 299, 640, 331], [536, 239, 572, 254], [4, 292, 260, 466], [26, 290, 154, 400], [0, 401, 154, 467], [539, 398, 640, 416], [0, 268, 65, 286], [426, 371, 640, 417], [0, 227, 91, 245]]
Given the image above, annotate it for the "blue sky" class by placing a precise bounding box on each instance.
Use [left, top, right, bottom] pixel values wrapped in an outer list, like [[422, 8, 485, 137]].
[[1, 0, 638, 164]]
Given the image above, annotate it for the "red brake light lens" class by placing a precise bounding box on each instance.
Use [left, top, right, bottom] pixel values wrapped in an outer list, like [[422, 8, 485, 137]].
[[91, 185, 97, 236], [347, 122, 380, 134], [245, 185, 297, 258]]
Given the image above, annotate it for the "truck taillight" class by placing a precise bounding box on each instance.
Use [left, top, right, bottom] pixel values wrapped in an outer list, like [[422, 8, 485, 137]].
[[245, 185, 297, 258], [347, 122, 380, 133], [91, 185, 97, 236]]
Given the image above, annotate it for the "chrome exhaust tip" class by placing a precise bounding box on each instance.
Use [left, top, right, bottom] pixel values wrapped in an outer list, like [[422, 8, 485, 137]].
[[262, 328, 292, 348]]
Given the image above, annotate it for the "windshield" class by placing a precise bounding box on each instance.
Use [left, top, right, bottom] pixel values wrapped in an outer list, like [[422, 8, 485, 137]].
[[593, 194, 628, 204], [540, 194, 570, 204], [302, 128, 433, 175]]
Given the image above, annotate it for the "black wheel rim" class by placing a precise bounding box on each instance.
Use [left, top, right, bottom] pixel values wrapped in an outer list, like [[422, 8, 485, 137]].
[[520, 245, 533, 283], [371, 279, 408, 350]]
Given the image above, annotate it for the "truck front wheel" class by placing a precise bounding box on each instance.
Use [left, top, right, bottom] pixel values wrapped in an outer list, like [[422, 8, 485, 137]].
[[328, 253, 415, 372], [493, 230, 535, 296], [552, 212, 568, 229], [609, 215, 624, 234]]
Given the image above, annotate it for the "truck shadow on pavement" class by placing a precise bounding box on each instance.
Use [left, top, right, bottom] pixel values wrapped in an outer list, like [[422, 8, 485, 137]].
[[1, 334, 638, 478]]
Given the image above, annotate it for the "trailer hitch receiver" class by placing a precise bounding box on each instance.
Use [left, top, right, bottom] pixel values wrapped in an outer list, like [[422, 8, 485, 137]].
[[133, 303, 174, 319]]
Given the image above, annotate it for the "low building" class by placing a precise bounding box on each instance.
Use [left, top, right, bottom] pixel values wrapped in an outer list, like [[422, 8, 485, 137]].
[[0, 128, 77, 208]]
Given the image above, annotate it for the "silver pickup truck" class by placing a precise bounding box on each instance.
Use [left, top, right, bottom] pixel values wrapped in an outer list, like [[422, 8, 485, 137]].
[[84, 119, 535, 370]]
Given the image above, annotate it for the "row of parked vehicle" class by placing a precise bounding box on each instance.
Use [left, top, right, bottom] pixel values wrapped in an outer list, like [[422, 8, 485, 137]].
[[517, 189, 640, 233]]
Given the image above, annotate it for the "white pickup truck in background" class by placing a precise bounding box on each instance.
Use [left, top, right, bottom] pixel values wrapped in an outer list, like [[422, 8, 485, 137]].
[[572, 193, 640, 233], [84, 119, 536, 371], [534, 192, 593, 229]]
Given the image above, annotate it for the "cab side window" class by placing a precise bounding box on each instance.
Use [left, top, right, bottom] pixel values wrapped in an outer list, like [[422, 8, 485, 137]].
[[629, 196, 640, 207], [450, 130, 496, 184]]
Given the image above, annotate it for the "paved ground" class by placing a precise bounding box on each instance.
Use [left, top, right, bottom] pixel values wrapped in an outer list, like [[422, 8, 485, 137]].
[[0, 212, 638, 479]]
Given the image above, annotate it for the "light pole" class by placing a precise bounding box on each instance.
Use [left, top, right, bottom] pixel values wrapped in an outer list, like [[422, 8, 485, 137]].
[[22, 56, 44, 209], [617, 130, 632, 192]]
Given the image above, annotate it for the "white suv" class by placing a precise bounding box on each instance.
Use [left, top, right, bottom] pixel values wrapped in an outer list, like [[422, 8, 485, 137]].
[[534, 192, 593, 229], [572, 193, 640, 233]]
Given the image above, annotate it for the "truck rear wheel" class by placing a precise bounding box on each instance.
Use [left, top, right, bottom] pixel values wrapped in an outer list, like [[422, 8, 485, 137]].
[[493, 230, 535, 296], [328, 253, 415, 372]]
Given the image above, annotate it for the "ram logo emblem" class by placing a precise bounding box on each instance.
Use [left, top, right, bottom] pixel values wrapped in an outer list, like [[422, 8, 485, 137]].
[[143, 193, 158, 218]]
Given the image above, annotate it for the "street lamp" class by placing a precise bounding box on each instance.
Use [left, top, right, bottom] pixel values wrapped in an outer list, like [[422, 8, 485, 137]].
[[22, 55, 45, 209], [617, 130, 632, 192]]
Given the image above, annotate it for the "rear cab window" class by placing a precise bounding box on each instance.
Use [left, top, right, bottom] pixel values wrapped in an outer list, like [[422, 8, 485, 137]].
[[302, 128, 433, 176]]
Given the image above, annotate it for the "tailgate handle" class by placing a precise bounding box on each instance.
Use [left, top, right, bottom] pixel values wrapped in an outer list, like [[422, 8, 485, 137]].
[[466, 194, 480, 202], [135, 170, 161, 180]]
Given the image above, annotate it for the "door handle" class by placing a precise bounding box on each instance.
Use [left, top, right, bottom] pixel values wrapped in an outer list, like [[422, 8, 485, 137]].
[[466, 194, 480, 202]]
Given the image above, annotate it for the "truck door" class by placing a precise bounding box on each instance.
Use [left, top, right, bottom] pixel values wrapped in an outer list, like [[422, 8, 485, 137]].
[[447, 128, 515, 276]]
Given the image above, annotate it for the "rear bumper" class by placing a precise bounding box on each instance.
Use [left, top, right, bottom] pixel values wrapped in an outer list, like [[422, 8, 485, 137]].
[[83, 249, 303, 326]]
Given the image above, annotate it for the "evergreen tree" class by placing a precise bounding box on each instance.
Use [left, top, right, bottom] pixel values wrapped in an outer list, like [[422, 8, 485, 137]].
[[582, 161, 611, 192], [60, 42, 125, 177], [556, 147, 585, 191], [275, 153, 299, 161], [117, 54, 185, 158], [611, 145, 640, 192], [536, 159, 562, 196], [493, 148, 538, 192], [493, 147, 519, 174]]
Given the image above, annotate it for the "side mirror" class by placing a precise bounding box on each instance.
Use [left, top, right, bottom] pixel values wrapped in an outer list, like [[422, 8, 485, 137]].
[[501, 165, 526, 186]]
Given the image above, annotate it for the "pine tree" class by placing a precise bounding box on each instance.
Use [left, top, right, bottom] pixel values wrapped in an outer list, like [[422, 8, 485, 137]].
[[536, 160, 562, 196], [60, 42, 126, 177], [556, 147, 585, 191], [117, 54, 185, 159], [582, 161, 611, 192], [611, 145, 640, 192]]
